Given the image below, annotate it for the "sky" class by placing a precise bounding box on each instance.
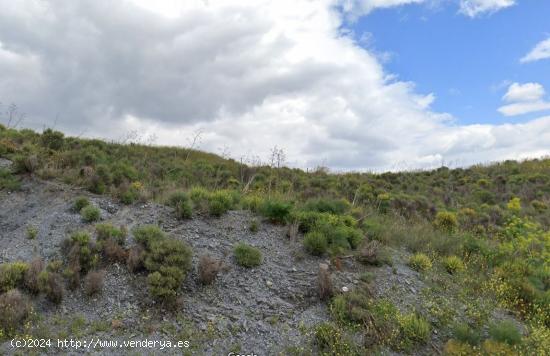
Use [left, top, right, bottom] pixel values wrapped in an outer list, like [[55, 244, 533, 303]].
[[0, 0, 549, 172]]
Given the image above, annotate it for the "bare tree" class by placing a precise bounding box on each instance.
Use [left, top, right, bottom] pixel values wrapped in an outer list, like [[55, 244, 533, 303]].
[[183, 128, 204, 163], [1, 103, 25, 129]]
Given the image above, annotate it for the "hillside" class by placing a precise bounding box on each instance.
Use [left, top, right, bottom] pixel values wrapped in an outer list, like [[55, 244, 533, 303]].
[[0, 126, 549, 355]]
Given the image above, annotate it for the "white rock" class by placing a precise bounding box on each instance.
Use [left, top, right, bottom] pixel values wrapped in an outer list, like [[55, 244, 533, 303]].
[[342, 286, 349, 292]]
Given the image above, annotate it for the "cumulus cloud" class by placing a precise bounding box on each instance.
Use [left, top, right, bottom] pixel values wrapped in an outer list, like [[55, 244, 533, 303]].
[[459, 0, 515, 18], [1, 0, 549, 171], [340, 0, 425, 17], [521, 37, 550, 63], [498, 83, 550, 116]]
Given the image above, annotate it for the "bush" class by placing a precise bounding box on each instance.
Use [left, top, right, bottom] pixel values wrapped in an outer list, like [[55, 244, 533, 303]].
[[488, 320, 522, 346], [147, 268, 184, 303], [249, 219, 259, 233], [37, 271, 64, 304], [41, 128, 64, 150], [433, 211, 458, 233], [176, 200, 193, 219], [507, 197, 521, 214], [26, 225, 38, 240], [168, 191, 193, 219], [452, 323, 481, 346], [73, 196, 90, 212], [24, 258, 45, 294], [357, 240, 390, 266], [198, 255, 222, 285], [84, 270, 105, 296], [0, 168, 21, 191], [303, 198, 350, 215], [442, 255, 465, 274], [234, 243, 262, 267], [260, 199, 292, 223], [408, 253, 432, 272], [144, 239, 193, 273], [241, 195, 263, 212], [133, 225, 166, 248], [303, 231, 328, 256], [81, 205, 100, 222], [137, 229, 193, 304], [0, 262, 29, 293], [95, 223, 126, 245], [167, 191, 189, 207], [0, 289, 32, 333], [67, 231, 99, 273], [208, 190, 234, 217], [314, 322, 356, 355], [399, 313, 431, 343]]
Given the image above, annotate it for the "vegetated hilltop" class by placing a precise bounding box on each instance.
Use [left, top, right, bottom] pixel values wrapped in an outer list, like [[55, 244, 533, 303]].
[[0, 125, 549, 355]]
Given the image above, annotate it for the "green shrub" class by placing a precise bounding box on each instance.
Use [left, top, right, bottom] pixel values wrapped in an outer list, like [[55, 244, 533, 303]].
[[452, 323, 481, 346], [167, 191, 193, 219], [144, 239, 193, 273], [147, 268, 184, 302], [95, 223, 126, 245], [303, 198, 350, 215], [399, 313, 431, 344], [26, 226, 38, 240], [133, 225, 166, 248], [531, 200, 548, 212], [80, 205, 100, 222], [67, 231, 100, 273], [120, 187, 139, 205], [41, 128, 64, 150], [73, 196, 90, 212], [314, 322, 356, 355], [234, 243, 262, 267], [176, 200, 193, 219], [249, 219, 259, 233], [488, 320, 522, 346], [168, 191, 189, 207], [408, 253, 432, 272], [303, 231, 328, 256], [507, 197, 521, 214], [433, 211, 458, 233], [241, 195, 263, 212], [208, 190, 234, 217], [0, 168, 20, 191], [442, 255, 465, 274], [0, 262, 29, 293], [136, 227, 193, 304], [260, 199, 292, 223]]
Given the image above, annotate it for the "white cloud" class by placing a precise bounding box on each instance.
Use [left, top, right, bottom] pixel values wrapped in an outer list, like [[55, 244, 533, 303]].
[[498, 82, 550, 116], [340, 0, 425, 17], [502, 82, 545, 102], [459, 0, 515, 18], [0, 0, 549, 171], [521, 37, 550, 63]]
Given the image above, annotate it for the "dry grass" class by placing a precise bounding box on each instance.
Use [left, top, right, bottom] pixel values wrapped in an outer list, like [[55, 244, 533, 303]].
[[84, 270, 105, 296], [198, 255, 222, 285], [126, 245, 144, 272], [103, 238, 128, 263], [318, 263, 333, 300], [0, 289, 32, 332], [38, 271, 64, 304], [24, 257, 45, 294]]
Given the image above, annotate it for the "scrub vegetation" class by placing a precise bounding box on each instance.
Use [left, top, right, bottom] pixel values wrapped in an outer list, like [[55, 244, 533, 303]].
[[0, 126, 549, 354]]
